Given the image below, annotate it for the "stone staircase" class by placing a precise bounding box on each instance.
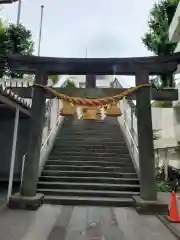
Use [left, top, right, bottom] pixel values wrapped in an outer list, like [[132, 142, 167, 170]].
[[37, 117, 140, 206]]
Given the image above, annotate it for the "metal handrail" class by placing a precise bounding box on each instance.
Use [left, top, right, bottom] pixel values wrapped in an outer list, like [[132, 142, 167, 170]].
[[112, 78, 139, 154], [41, 114, 61, 152], [123, 115, 139, 154]]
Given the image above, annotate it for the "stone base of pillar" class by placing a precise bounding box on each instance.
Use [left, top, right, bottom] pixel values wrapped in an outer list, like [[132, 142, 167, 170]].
[[8, 193, 44, 211], [133, 195, 168, 214]]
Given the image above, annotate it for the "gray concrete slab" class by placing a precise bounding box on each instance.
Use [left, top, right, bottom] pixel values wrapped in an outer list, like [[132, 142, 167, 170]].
[[157, 192, 180, 238], [0, 204, 177, 240]]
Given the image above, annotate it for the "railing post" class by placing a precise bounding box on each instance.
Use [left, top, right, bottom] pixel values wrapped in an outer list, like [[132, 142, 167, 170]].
[[7, 105, 19, 201], [130, 104, 134, 134], [130, 106, 134, 151]]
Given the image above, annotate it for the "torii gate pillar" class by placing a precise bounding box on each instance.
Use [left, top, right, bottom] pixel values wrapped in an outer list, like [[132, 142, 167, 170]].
[[133, 70, 168, 214], [86, 74, 96, 88]]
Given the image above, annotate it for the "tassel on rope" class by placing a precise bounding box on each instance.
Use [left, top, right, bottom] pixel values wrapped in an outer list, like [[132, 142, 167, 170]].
[[83, 108, 97, 120], [95, 106, 101, 120], [103, 105, 108, 114], [60, 101, 75, 116], [73, 106, 78, 119], [106, 101, 122, 117], [96, 110, 102, 120]]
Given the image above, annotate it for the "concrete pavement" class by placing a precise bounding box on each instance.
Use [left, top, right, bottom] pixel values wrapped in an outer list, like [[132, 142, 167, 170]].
[[0, 204, 177, 240]]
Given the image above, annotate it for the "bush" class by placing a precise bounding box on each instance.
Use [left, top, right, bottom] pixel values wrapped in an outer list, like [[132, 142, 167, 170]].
[[156, 181, 172, 192]]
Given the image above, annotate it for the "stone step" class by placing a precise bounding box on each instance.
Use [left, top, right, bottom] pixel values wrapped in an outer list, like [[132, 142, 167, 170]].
[[41, 170, 137, 178], [39, 176, 139, 184], [37, 188, 139, 198], [51, 150, 129, 155], [58, 134, 123, 138], [59, 125, 121, 129], [53, 141, 126, 146], [63, 133, 122, 136], [51, 146, 129, 153], [48, 156, 131, 161], [50, 151, 129, 156], [52, 144, 127, 150], [43, 165, 135, 172], [45, 160, 132, 167], [48, 155, 130, 161], [58, 127, 122, 131], [49, 152, 130, 158], [42, 195, 134, 207], [64, 128, 121, 131], [38, 181, 140, 191], [57, 133, 124, 137], [61, 121, 121, 126], [55, 138, 125, 141]]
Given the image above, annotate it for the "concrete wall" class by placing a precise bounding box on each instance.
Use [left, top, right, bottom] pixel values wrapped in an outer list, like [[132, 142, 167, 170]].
[[152, 107, 176, 141], [0, 98, 65, 183], [152, 107, 180, 168], [39, 99, 64, 173], [0, 116, 30, 181], [117, 100, 139, 173], [118, 99, 180, 172], [174, 106, 180, 141]]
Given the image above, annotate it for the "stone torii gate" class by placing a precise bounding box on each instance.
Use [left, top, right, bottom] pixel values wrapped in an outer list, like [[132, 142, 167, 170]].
[[5, 53, 180, 212]]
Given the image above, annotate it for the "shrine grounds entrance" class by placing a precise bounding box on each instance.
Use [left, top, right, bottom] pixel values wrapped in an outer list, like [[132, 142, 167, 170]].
[[3, 53, 179, 212]]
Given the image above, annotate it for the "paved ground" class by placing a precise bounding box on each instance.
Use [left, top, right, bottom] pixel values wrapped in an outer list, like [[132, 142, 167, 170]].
[[0, 204, 177, 240], [159, 192, 180, 237]]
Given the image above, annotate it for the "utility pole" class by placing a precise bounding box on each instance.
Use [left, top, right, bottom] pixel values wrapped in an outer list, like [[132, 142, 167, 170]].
[[85, 46, 88, 58], [16, 0, 22, 25], [37, 5, 44, 56]]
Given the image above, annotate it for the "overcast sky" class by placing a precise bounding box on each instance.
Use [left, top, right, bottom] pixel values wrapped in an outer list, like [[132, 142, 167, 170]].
[[1, 0, 157, 86]]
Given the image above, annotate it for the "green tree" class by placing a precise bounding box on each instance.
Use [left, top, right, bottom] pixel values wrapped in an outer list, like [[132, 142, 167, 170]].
[[0, 19, 7, 77], [109, 81, 114, 88], [4, 23, 34, 55], [142, 0, 179, 88], [0, 19, 5, 35], [0, 22, 34, 77], [49, 75, 59, 85], [65, 79, 76, 88]]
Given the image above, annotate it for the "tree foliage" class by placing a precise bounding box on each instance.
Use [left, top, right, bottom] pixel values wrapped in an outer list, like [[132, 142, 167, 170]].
[[142, 0, 178, 55], [142, 0, 179, 88], [5, 23, 34, 55], [0, 21, 34, 77], [109, 81, 114, 88], [49, 75, 59, 85], [65, 79, 76, 88]]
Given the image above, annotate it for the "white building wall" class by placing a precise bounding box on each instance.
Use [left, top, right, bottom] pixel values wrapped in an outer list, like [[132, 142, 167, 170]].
[[70, 75, 113, 88], [169, 2, 180, 42], [118, 98, 180, 171], [169, 2, 180, 152], [152, 108, 176, 140]]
